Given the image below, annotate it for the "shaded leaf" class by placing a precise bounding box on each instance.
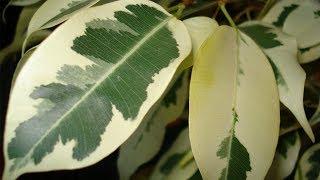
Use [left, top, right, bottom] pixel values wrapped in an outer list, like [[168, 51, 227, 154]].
[[151, 128, 198, 180], [295, 143, 320, 180], [266, 132, 301, 179]]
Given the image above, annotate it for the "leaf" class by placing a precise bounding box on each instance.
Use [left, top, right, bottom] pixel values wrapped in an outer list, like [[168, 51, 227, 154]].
[[295, 143, 320, 180], [3, 0, 191, 178], [299, 44, 320, 64], [183, 17, 219, 56], [10, 0, 42, 6], [263, 0, 320, 63], [117, 71, 190, 180], [189, 26, 280, 179], [180, 16, 218, 71], [266, 131, 301, 180], [151, 128, 198, 180], [24, 0, 100, 50], [240, 21, 315, 142], [0, 4, 50, 64], [282, 0, 320, 49]]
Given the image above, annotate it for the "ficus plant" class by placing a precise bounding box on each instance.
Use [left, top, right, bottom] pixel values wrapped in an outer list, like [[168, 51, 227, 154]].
[[0, 0, 320, 179]]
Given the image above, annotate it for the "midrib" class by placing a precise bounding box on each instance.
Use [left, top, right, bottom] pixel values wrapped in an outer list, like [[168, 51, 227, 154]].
[[14, 16, 173, 170]]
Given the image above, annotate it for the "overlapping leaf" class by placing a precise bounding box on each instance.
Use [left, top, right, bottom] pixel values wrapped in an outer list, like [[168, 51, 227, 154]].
[[189, 25, 280, 179], [23, 0, 101, 52], [117, 71, 189, 180], [0, 4, 50, 64], [181, 16, 219, 70], [295, 143, 320, 180], [240, 21, 314, 141], [263, 0, 320, 63], [151, 128, 198, 180], [4, 0, 191, 179], [266, 132, 301, 179]]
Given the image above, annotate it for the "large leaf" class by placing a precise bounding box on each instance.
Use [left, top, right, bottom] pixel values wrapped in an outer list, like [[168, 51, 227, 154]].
[[266, 131, 301, 179], [24, 0, 100, 51], [262, 0, 320, 63], [3, 0, 191, 178], [189, 25, 280, 179], [151, 128, 198, 180], [240, 21, 314, 141], [295, 143, 320, 180], [117, 71, 189, 180]]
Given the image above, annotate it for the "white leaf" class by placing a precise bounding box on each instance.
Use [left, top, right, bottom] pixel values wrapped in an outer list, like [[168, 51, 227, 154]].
[[189, 25, 280, 179]]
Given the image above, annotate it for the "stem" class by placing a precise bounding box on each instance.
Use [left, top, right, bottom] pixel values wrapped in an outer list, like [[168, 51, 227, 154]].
[[219, 3, 237, 30], [168, 3, 185, 19], [257, 0, 276, 20]]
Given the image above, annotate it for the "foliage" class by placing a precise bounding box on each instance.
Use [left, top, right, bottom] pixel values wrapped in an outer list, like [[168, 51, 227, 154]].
[[0, 0, 320, 179]]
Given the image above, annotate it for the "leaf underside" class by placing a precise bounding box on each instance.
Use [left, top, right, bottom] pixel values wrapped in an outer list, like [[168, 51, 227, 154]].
[[8, 4, 180, 172]]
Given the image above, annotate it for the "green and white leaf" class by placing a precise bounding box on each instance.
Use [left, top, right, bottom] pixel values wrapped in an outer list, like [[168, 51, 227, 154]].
[[310, 98, 320, 126], [299, 44, 320, 64], [0, 4, 50, 64], [151, 128, 198, 180], [240, 21, 314, 141], [117, 71, 189, 180], [266, 131, 301, 180], [189, 26, 280, 179], [10, 0, 43, 6], [295, 143, 320, 180], [263, 0, 320, 63], [282, 0, 320, 49], [4, 0, 191, 179], [24, 0, 100, 51], [181, 16, 219, 70]]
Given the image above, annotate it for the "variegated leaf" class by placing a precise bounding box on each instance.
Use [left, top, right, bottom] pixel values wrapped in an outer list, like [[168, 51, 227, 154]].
[[189, 26, 280, 179], [117, 71, 189, 180], [240, 21, 314, 141], [266, 131, 301, 180], [299, 44, 320, 64], [262, 0, 320, 63], [151, 128, 198, 180], [24, 0, 100, 51], [4, 0, 191, 179], [295, 143, 320, 180]]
